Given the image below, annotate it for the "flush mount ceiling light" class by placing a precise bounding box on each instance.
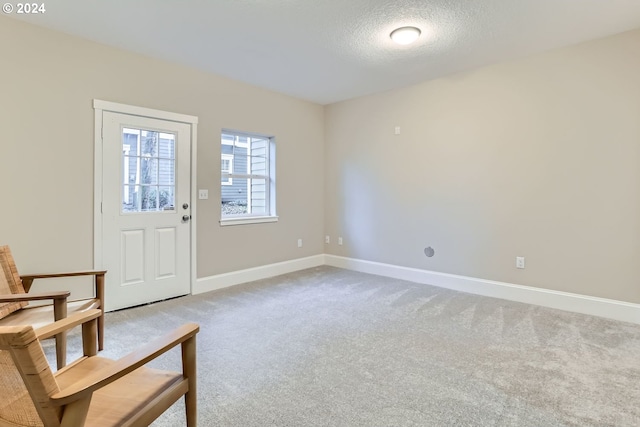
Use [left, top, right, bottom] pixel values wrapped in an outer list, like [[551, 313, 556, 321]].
[[390, 26, 421, 45]]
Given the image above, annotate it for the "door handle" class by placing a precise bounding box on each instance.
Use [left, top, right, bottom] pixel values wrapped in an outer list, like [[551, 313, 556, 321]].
[[182, 215, 191, 222]]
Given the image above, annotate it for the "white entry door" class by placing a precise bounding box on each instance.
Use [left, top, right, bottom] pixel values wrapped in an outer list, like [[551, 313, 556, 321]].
[[101, 111, 192, 311]]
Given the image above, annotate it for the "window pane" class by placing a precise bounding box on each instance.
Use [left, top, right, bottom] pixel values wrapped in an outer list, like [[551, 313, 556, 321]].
[[122, 184, 134, 211], [159, 186, 175, 210], [141, 158, 158, 185], [220, 178, 268, 216], [140, 186, 158, 211], [221, 176, 247, 207], [159, 134, 175, 159], [232, 149, 248, 174], [124, 156, 138, 184], [123, 185, 162, 212], [159, 159, 174, 185], [122, 128, 176, 214], [251, 138, 268, 154], [249, 178, 267, 214], [251, 154, 267, 175], [140, 131, 158, 156]]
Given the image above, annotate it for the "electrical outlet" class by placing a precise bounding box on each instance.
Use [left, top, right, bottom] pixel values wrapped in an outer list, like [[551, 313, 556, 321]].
[[338, 237, 343, 246], [298, 239, 303, 248], [325, 235, 330, 244], [516, 256, 525, 269]]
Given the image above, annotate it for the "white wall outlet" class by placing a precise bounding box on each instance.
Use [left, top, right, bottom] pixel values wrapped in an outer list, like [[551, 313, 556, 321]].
[[338, 237, 343, 246], [298, 239, 303, 248], [325, 235, 330, 244], [516, 256, 525, 269], [394, 126, 401, 135], [198, 189, 208, 200]]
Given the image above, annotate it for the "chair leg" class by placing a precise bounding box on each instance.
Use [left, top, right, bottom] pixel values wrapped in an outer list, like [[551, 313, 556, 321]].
[[53, 298, 68, 369], [96, 272, 105, 351], [182, 335, 197, 427], [98, 310, 104, 351], [55, 331, 67, 370]]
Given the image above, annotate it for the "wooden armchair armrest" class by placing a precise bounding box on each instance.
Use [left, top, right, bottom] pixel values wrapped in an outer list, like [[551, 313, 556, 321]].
[[37, 309, 102, 367], [0, 292, 72, 330], [21, 270, 107, 280], [20, 270, 107, 293], [19, 269, 107, 356], [35, 309, 102, 341], [0, 290, 70, 303], [50, 323, 200, 406]]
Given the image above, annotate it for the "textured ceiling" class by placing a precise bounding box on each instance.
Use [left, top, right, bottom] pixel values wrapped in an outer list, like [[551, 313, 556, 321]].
[[9, 0, 640, 104]]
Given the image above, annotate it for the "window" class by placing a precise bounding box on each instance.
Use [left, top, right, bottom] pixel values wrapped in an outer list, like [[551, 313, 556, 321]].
[[122, 128, 176, 213], [220, 130, 276, 225]]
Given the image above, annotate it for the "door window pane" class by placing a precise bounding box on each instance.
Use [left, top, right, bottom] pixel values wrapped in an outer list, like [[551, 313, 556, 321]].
[[122, 128, 176, 213], [159, 159, 175, 185]]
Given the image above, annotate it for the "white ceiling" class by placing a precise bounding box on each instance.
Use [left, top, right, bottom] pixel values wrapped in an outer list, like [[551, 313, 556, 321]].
[[10, 0, 640, 105]]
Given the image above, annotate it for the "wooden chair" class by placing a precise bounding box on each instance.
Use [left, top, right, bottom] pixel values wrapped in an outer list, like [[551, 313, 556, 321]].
[[0, 309, 199, 427], [0, 245, 106, 369]]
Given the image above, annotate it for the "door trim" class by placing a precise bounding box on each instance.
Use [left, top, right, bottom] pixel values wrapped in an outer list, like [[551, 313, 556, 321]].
[[93, 99, 199, 306]]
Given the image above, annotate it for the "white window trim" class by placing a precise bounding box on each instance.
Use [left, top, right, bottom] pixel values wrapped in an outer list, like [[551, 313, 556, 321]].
[[219, 215, 279, 226], [220, 129, 275, 224]]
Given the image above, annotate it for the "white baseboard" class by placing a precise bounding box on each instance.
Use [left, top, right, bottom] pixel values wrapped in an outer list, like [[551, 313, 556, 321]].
[[193, 253, 640, 324], [325, 255, 640, 325], [194, 255, 325, 295]]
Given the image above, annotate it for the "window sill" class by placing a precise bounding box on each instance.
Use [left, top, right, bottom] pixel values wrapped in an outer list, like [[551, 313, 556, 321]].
[[219, 216, 279, 227]]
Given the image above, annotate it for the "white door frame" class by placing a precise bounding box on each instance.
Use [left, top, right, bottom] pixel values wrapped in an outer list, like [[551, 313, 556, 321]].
[[93, 99, 198, 305]]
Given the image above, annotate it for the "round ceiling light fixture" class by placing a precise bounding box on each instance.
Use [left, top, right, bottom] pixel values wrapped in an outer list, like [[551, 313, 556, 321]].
[[390, 26, 421, 45]]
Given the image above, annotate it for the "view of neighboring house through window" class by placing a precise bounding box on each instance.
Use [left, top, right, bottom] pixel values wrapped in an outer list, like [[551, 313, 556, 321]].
[[221, 131, 275, 221], [221, 154, 233, 186]]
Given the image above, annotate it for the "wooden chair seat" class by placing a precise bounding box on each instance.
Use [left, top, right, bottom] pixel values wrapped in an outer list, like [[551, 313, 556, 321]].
[[0, 299, 100, 328], [56, 358, 183, 427]]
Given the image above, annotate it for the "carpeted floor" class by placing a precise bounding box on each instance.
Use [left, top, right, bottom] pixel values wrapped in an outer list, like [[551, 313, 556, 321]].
[[47, 266, 640, 426]]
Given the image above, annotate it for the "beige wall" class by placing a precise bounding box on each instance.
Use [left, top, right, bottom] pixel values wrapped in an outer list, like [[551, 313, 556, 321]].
[[0, 16, 325, 280], [3, 15, 639, 304], [325, 29, 640, 303]]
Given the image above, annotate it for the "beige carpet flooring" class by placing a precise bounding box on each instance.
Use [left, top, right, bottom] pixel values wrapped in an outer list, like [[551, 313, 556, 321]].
[[46, 266, 640, 426]]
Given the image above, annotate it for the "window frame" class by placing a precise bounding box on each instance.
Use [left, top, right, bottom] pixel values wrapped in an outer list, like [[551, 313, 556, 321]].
[[220, 129, 277, 226]]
